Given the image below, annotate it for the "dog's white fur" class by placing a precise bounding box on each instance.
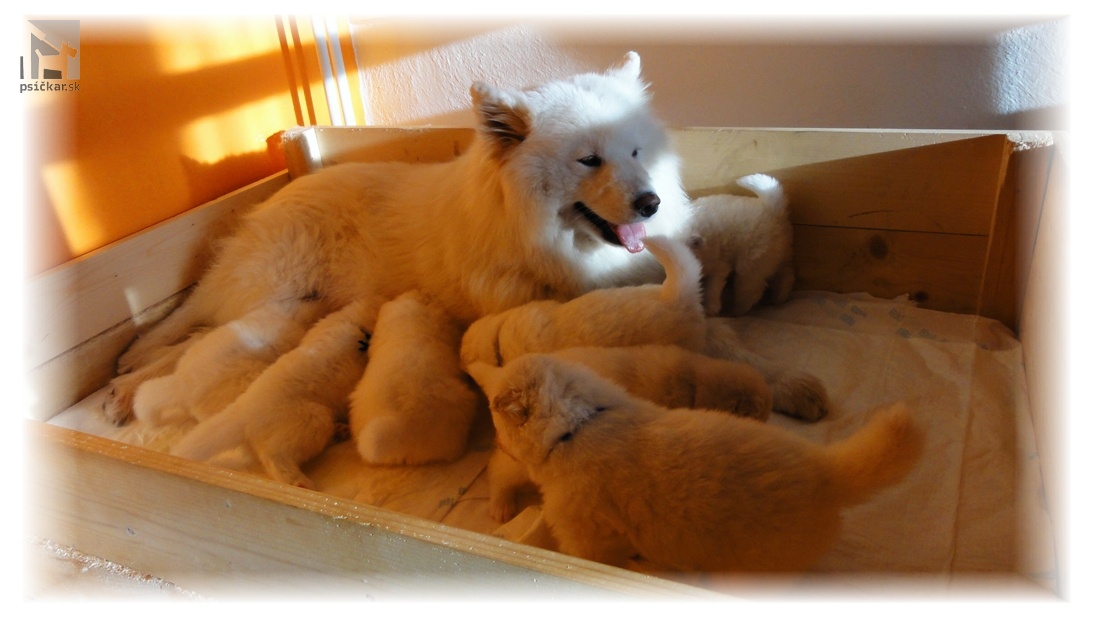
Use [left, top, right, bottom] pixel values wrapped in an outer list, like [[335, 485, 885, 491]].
[[105, 53, 830, 466], [131, 298, 327, 427], [690, 174, 795, 317], [103, 53, 717, 468], [487, 344, 773, 522], [349, 291, 483, 466], [168, 299, 378, 488], [469, 355, 923, 573]]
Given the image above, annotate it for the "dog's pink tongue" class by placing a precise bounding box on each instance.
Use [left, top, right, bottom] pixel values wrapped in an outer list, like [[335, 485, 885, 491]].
[[615, 222, 647, 254]]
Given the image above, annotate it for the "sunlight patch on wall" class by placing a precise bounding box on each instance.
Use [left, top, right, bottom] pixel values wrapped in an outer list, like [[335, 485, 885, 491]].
[[40, 159, 105, 258], [180, 92, 300, 165], [149, 19, 283, 76]]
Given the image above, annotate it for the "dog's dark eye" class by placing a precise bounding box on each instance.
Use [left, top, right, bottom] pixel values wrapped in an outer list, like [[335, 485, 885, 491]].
[[631, 148, 640, 158], [578, 155, 602, 168], [558, 432, 574, 443]]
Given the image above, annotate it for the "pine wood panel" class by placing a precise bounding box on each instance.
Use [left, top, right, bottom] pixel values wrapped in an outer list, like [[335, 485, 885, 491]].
[[792, 225, 989, 315], [26, 421, 712, 599], [285, 126, 476, 177], [25, 172, 290, 370], [680, 131, 1012, 236]]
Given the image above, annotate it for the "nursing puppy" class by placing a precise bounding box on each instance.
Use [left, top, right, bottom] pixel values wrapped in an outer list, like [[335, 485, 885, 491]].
[[690, 174, 795, 317], [169, 299, 377, 488], [468, 355, 923, 573], [487, 344, 772, 522], [349, 291, 482, 466], [132, 298, 328, 427], [462, 234, 829, 421], [460, 235, 705, 369], [104, 52, 692, 428]]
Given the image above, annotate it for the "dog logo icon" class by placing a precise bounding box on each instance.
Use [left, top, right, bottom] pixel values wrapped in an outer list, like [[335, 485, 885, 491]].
[[22, 20, 80, 81]]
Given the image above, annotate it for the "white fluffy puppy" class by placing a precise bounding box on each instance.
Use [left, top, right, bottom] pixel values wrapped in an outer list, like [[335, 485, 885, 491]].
[[132, 298, 328, 427], [690, 173, 795, 316], [349, 291, 483, 466], [469, 355, 924, 573], [169, 299, 378, 488], [460, 235, 705, 369], [486, 344, 773, 522]]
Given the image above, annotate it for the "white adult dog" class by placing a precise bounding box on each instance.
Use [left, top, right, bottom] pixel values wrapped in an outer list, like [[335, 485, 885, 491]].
[[105, 52, 827, 471]]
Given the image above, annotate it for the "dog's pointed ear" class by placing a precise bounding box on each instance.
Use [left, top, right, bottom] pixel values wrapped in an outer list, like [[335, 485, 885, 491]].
[[611, 51, 642, 81], [471, 82, 531, 157]]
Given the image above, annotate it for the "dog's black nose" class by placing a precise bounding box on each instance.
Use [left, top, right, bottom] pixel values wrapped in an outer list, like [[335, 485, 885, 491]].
[[633, 192, 660, 218]]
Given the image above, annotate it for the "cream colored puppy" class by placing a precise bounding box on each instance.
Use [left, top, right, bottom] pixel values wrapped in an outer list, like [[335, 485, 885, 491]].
[[169, 298, 378, 488], [486, 344, 773, 522], [349, 291, 483, 466], [690, 174, 795, 316], [468, 354, 923, 573], [132, 298, 328, 427], [461, 234, 830, 422], [460, 235, 705, 369]]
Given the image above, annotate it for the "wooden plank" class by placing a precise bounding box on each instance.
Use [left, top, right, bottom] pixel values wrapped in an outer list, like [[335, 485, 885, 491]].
[[294, 128, 1027, 234], [281, 126, 323, 179], [775, 136, 1010, 235], [674, 128, 1026, 188], [26, 293, 184, 422], [26, 421, 715, 599], [977, 145, 1054, 331], [1009, 145, 1057, 334], [1016, 135, 1067, 597], [311, 126, 475, 169], [685, 133, 1012, 236], [24, 172, 290, 370], [791, 225, 989, 315]]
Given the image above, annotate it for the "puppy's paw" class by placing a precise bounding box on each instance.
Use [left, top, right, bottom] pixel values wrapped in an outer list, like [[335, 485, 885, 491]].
[[101, 374, 141, 426], [732, 391, 773, 422], [772, 372, 830, 422], [490, 493, 520, 523]]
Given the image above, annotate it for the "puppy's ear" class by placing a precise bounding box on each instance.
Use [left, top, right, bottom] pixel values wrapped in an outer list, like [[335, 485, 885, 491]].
[[493, 388, 531, 426], [611, 51, 642, 81], [470, 82, 531, 157]]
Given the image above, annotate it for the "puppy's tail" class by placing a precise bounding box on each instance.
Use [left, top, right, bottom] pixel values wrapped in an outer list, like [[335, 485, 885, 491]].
[[822, 403, 924, 505], [169, 403, 249, 462], [736, 173, 788, 213], [644, 235, 703, 308]]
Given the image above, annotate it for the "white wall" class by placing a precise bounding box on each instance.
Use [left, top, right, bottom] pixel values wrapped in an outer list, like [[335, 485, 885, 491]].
[[349, 16, 1067, 131]]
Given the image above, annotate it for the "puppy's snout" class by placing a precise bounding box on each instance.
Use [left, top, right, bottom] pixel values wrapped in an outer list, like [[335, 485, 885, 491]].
[[633, 192, 661, 218]]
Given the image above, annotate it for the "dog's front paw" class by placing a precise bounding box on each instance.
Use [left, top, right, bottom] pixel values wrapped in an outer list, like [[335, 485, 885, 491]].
[[101, 374, 139, 426], [771, 372, 830, 422]]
